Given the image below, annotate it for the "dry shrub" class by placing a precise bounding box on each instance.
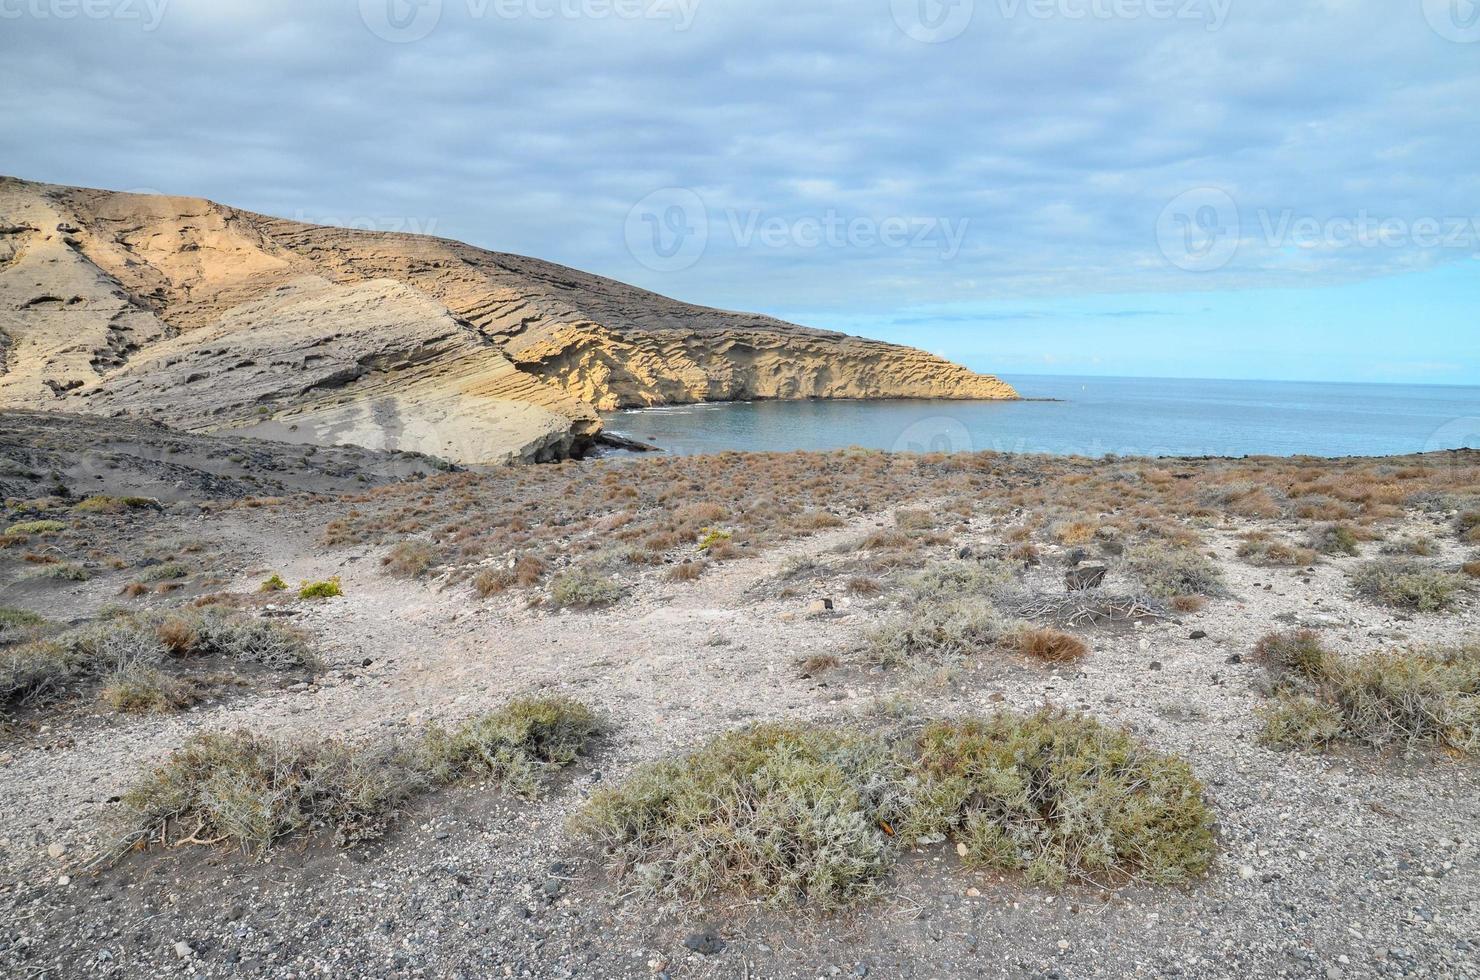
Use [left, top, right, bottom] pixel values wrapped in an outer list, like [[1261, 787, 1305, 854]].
[[895, 508, 936, 531], [1050, 519, 1097, 546], [473, 568, 515, 597], [798, 653, 840, 675], [418, 696, 602, 797], [513, 554, 547, 585], [665, 561, 706, 583], [119, 696, 599, 854], [1380, 536, 1439, 557], [1307, 523, 1362, 556], [905, 711, 1216, 886], [100, 668, 202, 714], [1251, 629, 1332, 678], [549, 566, 625, 609], [793, 510, 845, 531], [1009, 541, 1040, 562], [575, 724, 909, 909], [1012, 627, 1088, 663], [154, 617, 200, 657], [1348, 559, 1468, 613], [118, 732, 421, 854], [382, 541, 437, 578], [1171, 594, 1207, 613], [1124, 542, 1226, 599], [1236, 532, 1317, 567], [866, 598, 1012, 666], [846, 576, 883, 596], [1256, 631, 1480, 754]]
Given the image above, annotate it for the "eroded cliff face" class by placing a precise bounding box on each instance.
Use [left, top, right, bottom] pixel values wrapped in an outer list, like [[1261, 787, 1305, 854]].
[[0, 177, 1017, 463]]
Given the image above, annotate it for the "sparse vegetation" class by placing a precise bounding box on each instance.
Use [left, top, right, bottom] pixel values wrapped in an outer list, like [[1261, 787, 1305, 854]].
[[6, 519, 66, 535], [665, 560, 705, 582], [259, 574, 288, 592], [549, 566, 624, 609], [866, 597, 1013, 666], [1, 608, 314, 718], [299, 578, 343, 600], [576, 723, 909, 909], [118, 731, 419, 854], [577, 713, 1215, 906], [904, 711, 1216, 886], [1307, 523, 1361, 556], [418, 696, 602, 797], [1236, 532, 1317, 567], [1010, 627, 1088, 664], [138, 562, 189, 582], [1124, 542, 1225, 599], [0, 607, 45, 641], [35, 562, 91, 581], [1381, 535, 1439, 557], [1348, 558, 1467, 612], [1255, 630, 1480, 754], [118, 696, 599, 854], [382, 540, 436, 578], [73, 495, 159, 514]]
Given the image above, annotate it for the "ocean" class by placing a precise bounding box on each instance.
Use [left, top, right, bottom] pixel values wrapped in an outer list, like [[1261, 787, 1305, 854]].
[[601, 375, 1480, 459]]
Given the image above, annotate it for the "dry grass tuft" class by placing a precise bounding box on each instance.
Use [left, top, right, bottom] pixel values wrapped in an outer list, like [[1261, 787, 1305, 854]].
[[1011, 627, 1089, 663]]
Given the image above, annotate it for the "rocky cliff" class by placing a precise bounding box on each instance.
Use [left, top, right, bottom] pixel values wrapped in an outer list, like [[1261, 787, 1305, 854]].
[[0, 177, 1017, 463]]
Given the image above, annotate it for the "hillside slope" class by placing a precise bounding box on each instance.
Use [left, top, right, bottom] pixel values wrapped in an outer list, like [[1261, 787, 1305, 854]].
[[0, 177, 1017, 462]]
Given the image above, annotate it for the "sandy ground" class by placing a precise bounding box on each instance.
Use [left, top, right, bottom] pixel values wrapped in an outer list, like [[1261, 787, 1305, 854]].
[[2, 490, 1478, 979]]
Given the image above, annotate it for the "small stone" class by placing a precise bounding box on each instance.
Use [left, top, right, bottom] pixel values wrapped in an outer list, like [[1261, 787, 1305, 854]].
[[1147, 661, 1163, 671], [683, 928, 725, 956], [1238, 865, 1256, 880], [174, 941, 195, 960], [1064, 565, 1108, 592], [956, 842, 969, 857], [807, 597, 836, 615], [46, 842, 66, 859], [1189, 630, 1207, 640], [541, 878, 563, 899]]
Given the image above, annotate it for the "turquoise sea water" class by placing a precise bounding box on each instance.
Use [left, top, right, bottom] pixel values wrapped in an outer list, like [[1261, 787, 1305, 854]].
[[602, 375, 1480, 459]]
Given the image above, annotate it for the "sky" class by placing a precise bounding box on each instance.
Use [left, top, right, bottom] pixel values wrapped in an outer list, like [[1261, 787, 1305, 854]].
[[1, 0, 1477, 384]]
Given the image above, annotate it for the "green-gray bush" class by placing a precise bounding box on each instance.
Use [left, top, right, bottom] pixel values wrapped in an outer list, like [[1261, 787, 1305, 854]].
[[575, 723, 909, 909], [902, 711, 1217, 887], [1124, 542, 1226, 599], [1348, 558, 1467, 612]]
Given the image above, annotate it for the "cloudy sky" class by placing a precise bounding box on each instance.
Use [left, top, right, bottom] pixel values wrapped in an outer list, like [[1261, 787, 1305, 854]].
[[2, 0, 1477, 383]]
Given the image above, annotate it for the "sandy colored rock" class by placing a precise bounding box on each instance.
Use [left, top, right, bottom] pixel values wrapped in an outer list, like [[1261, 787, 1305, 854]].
[[0, 176, 1016, 463]]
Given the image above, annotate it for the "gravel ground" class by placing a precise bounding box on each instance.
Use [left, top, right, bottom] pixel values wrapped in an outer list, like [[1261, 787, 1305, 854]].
[[2, 484, 1478, 979]]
